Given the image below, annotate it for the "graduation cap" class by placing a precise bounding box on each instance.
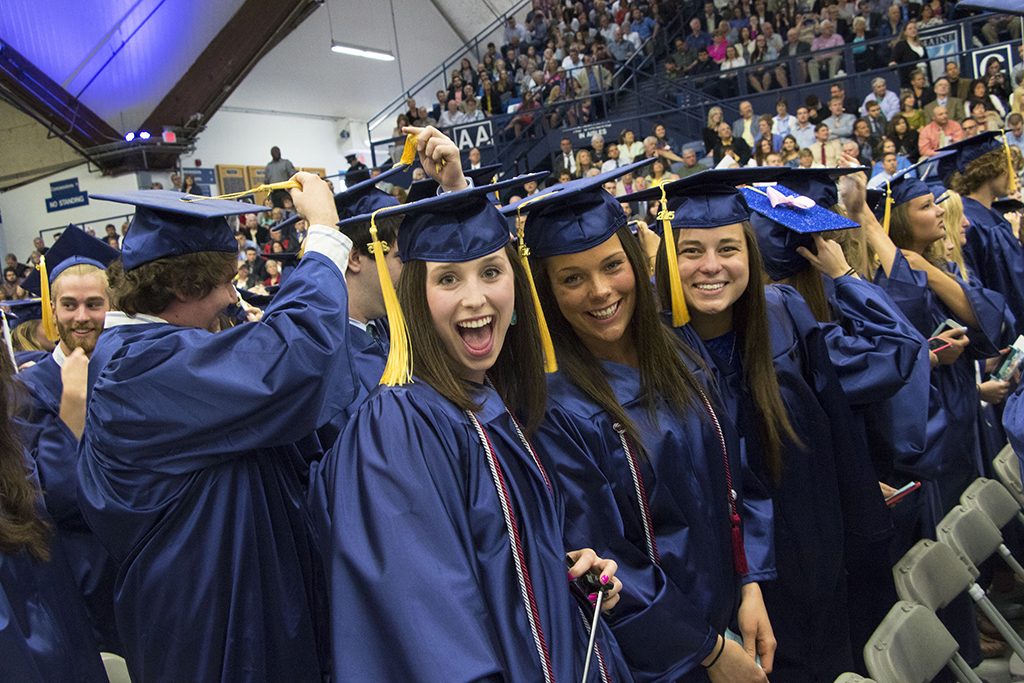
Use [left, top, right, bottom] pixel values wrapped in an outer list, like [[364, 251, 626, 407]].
[[867, 153, 954, 233], [406, 164, 503, 203], [2, 298, 42, 329], [89, 190, 268, 271], [338, 172, 549, 386], [742, 184, 860, 281], [994, 198, 1024, 214], [935, 131, 1016, 188], [335, 164, 405, 220], [767, 167, 869, 210], [19, 226, 120, 343], [619, 167, 791, 326], [263, 251, 301, 266]]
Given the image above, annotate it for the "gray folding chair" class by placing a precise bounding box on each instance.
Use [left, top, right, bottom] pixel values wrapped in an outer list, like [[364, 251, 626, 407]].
[[833, 673, 877, 682], [864, 601, 982, 683], [935, 506, 1024, 658], [960, 477, 1024, 579], [993, 443, 1024, 509]]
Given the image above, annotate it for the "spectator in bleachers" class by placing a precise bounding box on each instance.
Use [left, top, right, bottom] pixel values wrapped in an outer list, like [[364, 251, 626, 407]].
[[864, 101, 889, 140], [703, 106, 724, 154], [608, 26, 636, 63], [891, 22, 927, 89], [761, 21, 783, 53], [899, 93, 927, 130], [823, 98, 857, 141], [757, 115, 783, 152], [924, 77, 966, 122], [600, 142, 621, 172], [552, 136, 577, 177], [809, 122, 843, 166], [733, 100, 757, 148], [792, 105, 818, 149], [753, 137, 775, 166], [868, 150, 901, 188], [778, 27, 810, 86], [780, 135, 800, 166], [771, 99, 797, 137], [968, 100, 1002, 134], [860, 77, 901, 120], [618, 129, 644, 163], [645, 158, 677, 186], [438, 99, 461, 128], [907, 69, 935, 110], [969, 77, 1007, 120], [808, 20, 844, 82], [918, 3, 943, 29], [677, 147, 704, 177], [713, 121, 752, 166], [946, 61, 972, 101], [747, 33, 780, 93], [852, 118, 878, 161], [850, 16, 872, 72], [1006, 113, 1024, 157], [718, 44, 746, 97], [887, 113, 920, 161], [708, 27, 729, 62], [698, 1, 720, 35], [574, 149, 597, 178], [830, 82, 860, 117], [984, 57, 1011, 108], [736, 25, 755, 61], [918, 105, 964, 157], [685, 17, 712, 53]]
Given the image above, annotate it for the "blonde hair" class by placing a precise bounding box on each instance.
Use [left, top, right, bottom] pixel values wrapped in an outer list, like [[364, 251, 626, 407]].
[[49, 263, 110, 302], [707, 106, 723, 128], [934, 190, 969, 280]]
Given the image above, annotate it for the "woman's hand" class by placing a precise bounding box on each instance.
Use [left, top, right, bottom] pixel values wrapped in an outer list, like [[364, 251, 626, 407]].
[[705, 637, 769, 683], [933, 327, 969, 365], [979, 379, 1012, 404], [402, 125, 468, 192], [837, 154, 869, 216], [59, 347, 89, 439], [797, 234, 853, 279], [634, 220, 661, 274], [737, 582, 776, 673], [567, 548, 622, 612]]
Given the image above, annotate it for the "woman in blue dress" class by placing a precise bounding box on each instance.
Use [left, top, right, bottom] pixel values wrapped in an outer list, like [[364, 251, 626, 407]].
[[634, 168, 880, 682], [318, 128, 631, 683], [508, 162, 776, 683]]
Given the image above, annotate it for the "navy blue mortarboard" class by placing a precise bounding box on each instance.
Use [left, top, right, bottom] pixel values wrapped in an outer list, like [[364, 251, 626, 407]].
[[994, 198, 1024, 214], [742, 184, 859, 281], [341, 172, 548, 263], [21, 226, 119, 297], [2, 298, 42, 329], [768, 167, 869, 209], [335, 164, 406, 220], [89, 190, 268, 271], [866, 154, 954, 231], [406, 164, 503, 203], [935, 131, 1004, 183], [500, 159, 653, 259], [337, 172, 549, 387]]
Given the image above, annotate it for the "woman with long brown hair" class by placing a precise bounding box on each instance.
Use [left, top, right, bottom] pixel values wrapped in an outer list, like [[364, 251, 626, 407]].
[[318, 134, 631, 681], [0, 347, 106, 680], [636, 168, 877, 682], [510, 162, 776, 683]]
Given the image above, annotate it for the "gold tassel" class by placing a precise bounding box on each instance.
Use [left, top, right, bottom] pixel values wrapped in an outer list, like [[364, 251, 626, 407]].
[[182, 179, 302, 203], [369, 209, 412, 386], [882, 180, 894, 236], [1003, 130, 1019, 195], [658, 185, 690, 327], [516, 200, 557, 373], [399, 134, 417, 166], [37, 255, 59, 342]]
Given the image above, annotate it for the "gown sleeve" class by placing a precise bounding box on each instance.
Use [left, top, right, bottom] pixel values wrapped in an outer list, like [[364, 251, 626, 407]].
[[539, 403, 719, 680], [321, 391, 509, 682], [822, 275, 927, 405], [87, 252, 355, 473]]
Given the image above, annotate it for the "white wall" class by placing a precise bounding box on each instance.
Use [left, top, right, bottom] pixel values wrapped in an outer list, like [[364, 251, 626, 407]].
[[180, 109, 369, 177], [0, 165, 140, 260]]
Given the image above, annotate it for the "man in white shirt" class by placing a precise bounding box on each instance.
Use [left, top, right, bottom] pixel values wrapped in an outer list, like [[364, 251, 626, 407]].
[[822, 97, 856, 141], [561, 45, 585, 79], [600, 143, 622, 172], [437, 100, 463, 128], [868, 151, 899, 189], [859, 77, 901, 120], [771, 99, 798, 137]]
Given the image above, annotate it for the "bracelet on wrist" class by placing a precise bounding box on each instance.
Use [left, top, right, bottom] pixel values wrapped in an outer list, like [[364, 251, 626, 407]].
[[703, 636, 727, 669]]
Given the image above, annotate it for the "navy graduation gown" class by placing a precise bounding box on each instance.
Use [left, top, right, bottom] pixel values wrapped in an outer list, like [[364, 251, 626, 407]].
[[14, 350, 49, 367], [320, 380, 632, 682], [0, 455, 106, 683], [77, 250, 354, 683], [537, 335, 771, 682], [962, 197, 1024, 334], [688, 285, 866, 682], [14, 351, 121, 653]]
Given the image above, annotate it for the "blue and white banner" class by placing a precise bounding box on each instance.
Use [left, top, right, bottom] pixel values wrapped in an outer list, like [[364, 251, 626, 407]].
[[45, 178, 88, 213]]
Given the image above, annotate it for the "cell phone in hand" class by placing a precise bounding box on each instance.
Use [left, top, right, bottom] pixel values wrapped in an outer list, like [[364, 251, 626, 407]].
[[885, 481, 921, 507], [930, 318, 965, 338], [928, 337, 952, 354]]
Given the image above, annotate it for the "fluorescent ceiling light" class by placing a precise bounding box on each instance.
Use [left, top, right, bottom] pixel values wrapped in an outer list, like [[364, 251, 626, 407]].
[[331, 41, 395, 61]]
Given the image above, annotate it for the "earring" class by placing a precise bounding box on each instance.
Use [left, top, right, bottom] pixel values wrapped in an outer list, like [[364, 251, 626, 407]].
[[510, 309, 518, 326]]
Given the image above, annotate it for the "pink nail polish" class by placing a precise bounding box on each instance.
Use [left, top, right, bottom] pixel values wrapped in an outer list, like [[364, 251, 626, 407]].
[[600, 575, 610, 584], [588, 593, 597, 602], [567, 571, 575, 581]]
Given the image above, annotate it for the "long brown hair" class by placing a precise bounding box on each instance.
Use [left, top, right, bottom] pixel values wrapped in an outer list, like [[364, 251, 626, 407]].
[[0, 348, 51, 561], [532, 227, 705, 446], [655, 221, 796, 480], [888, 202, 950, 271], [397, 243, 548, 432]]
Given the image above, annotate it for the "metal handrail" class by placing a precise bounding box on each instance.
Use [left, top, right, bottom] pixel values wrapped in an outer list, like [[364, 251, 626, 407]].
[[365, 0, 535, 138]]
